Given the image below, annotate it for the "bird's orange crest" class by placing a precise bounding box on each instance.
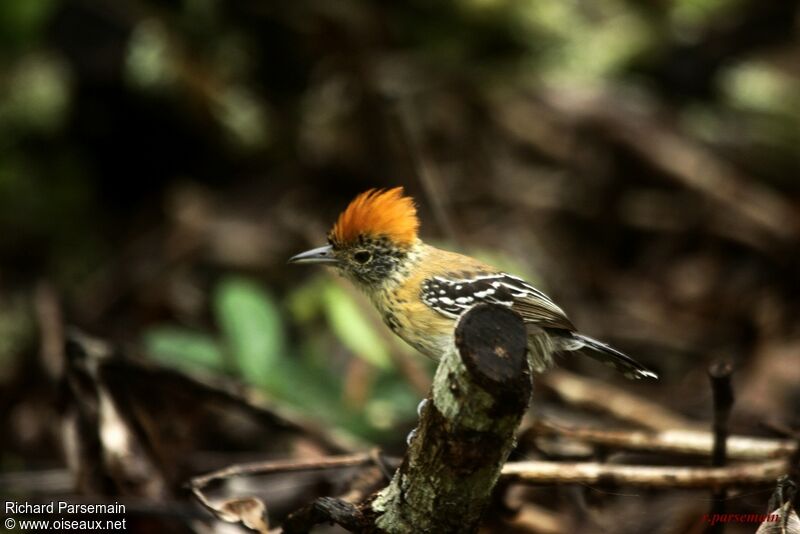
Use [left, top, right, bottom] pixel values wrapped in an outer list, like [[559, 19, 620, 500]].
[[329, 187, 419, 247]]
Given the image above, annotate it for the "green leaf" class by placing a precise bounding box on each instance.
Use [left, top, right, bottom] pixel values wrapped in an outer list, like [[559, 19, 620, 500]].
[[321, 283, 392, 370], [0, 0, 57, 48], [144, 327, 225, 373], [214, 276, 286, 389], [285, 274, 325, 323]]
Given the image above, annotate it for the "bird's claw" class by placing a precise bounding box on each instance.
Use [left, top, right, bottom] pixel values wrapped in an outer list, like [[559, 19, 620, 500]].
[[416, 398, 428, 417], [406, 428, 417, 446]]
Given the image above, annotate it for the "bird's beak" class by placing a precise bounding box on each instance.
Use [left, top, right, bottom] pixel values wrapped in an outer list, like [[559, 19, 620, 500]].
[[288, 244, 338, 265]]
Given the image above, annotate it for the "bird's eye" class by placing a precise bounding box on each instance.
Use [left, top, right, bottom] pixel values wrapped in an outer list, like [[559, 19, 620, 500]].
[[353, 250, 372, 264]]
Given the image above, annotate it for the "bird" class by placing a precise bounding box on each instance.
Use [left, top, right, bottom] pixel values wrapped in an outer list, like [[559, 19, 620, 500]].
[[289, 187, 657, 380]]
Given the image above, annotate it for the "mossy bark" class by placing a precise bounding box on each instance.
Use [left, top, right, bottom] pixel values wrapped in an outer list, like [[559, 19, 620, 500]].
[[368, 304, 532, 534]]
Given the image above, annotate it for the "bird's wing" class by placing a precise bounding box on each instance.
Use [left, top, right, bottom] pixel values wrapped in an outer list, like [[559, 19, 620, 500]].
[[420, 273, 575, 331]]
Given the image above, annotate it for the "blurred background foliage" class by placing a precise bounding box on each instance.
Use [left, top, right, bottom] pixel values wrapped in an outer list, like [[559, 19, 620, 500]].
[[1, 0, 800, 531]]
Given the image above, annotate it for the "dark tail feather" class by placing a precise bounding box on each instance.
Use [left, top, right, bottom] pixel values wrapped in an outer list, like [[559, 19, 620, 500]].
[[572, 334, 658, 380]]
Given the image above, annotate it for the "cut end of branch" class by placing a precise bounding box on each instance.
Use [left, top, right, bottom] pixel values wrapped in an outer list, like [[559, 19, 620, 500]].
[[455, 303, 530, 408]]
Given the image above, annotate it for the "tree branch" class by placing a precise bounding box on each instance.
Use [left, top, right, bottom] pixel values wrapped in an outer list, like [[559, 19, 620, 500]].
[[502, 459, 787, 489], [533, 419, 794, 460], [368, 304, 532, 533]]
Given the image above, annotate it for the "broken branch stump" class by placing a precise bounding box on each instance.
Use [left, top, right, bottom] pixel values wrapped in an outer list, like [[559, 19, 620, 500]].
[[368, 304, 532, 533]]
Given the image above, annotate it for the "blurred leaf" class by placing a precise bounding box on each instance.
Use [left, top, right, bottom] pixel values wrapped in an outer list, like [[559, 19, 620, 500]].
[[214, 276, 286, 388], [0, 295, 33, 384], [144, 327, 225, 373], [125, 20, 175, 90], [0, 0, 57, 49], [321, 284, 392, 370], [285, 274, 326, 323], [670, 0, 743, 28], [214, 85, 270, 149], [0, 53, 71, 132], [720, 62, 800, 115], [367, 372, 419, 428], [520, 1, 652, 82]]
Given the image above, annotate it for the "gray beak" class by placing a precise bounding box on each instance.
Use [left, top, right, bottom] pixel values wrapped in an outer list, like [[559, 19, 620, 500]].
[[288, 244, 338, 265]]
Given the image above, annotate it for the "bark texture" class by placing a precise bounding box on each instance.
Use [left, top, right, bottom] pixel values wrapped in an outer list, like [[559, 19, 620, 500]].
[[369, 304, 531, 533]]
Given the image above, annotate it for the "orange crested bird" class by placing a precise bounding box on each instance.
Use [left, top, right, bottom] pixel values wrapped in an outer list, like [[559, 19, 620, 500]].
[[289, 187, 657, 380]]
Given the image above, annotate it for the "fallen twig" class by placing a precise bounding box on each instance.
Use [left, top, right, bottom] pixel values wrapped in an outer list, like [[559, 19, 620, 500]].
[[502, 459, 787, 489], [188, 451, 376, 490], [188, 453, 790, 492], [534, 419, 795, 460]]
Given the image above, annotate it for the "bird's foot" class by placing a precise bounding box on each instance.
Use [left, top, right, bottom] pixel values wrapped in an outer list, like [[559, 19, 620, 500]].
[[416, 397, 429, 417]]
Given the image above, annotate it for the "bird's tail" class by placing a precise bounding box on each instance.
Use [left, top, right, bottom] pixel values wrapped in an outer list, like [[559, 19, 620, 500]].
[[571, 333, 658, 380]]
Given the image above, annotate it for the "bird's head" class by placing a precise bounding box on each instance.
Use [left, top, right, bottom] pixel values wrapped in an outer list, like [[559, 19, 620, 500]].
[[289, 187, 420, 287]]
